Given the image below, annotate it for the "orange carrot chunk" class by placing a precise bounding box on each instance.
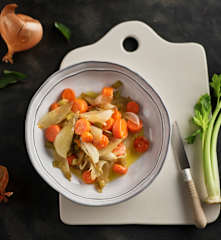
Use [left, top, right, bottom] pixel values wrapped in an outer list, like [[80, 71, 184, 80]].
[[45, 125, 61, 142], [112, 164, 128, 175], [72, 98, 88, 113], [81, 131, 94, 143], [112, 142, 126, 157], [126, 101, 140, 114], [133, 136, 150, 153], [82, 170, 95, 184], [112, 108, 122, 121], [75, 119, 91, 135], [50, 102, 59, 111], [67, 154, 76, 166], [61, 88, 75, 102], [103, 117, 114, 131], [127, 119, 143, 133], [93, 134, 109, 149], [102, 87, 114, 98], [112, 119, 128, 139]]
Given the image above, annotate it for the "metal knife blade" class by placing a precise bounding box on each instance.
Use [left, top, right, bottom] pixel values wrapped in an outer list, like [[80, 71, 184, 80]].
[[171, 121, 190, 170], [171, 121, 207, 228]]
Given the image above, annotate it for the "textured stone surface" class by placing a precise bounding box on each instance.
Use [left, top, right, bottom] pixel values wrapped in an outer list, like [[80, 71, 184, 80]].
[[0, 0, 220, 239]]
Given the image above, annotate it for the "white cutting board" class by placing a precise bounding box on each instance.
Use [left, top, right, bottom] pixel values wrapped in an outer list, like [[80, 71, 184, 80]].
[[59, 21, 220, 225]]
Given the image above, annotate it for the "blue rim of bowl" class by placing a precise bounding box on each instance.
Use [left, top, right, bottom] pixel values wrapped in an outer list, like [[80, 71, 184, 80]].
[[25, 61, 171, 207]]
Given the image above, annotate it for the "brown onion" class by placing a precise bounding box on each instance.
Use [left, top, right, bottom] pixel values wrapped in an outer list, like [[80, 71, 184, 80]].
[[0, 3, 43, 63]]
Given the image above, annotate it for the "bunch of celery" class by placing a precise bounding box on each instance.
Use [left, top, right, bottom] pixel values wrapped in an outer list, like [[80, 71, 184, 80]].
[[187, 74, 221, 204]]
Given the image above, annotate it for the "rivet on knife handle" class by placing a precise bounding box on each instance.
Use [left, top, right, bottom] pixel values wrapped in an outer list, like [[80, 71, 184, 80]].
[[182, 169, 207, 228]]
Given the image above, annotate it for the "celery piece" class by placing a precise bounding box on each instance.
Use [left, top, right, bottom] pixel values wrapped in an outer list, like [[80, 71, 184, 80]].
[[187, 74, 221, 203]]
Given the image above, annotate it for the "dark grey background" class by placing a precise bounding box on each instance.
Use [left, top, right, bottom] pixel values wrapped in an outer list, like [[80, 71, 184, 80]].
[[0, 0, 221, 239]]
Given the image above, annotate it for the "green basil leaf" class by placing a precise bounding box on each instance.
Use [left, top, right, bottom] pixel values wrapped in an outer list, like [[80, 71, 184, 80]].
[[3, 70, 26, 80], [0, 76, 18, 88], [54, 22, 71, 41]]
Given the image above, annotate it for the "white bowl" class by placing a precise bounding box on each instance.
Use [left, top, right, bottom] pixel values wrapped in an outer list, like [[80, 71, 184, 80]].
[[25, 61, 170, 206]]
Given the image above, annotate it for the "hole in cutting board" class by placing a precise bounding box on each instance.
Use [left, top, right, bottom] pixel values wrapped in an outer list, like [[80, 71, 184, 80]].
[[123, 37, 139, 52]]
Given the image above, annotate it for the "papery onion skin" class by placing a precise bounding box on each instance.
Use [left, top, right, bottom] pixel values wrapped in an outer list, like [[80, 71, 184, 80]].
[[0, 4, 43, 63]]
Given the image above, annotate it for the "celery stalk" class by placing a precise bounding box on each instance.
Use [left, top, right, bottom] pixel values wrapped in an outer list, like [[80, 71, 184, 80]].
[[209, 109, 221, 203], [203, 105, 221, 202], [187, 74, 221, 204]]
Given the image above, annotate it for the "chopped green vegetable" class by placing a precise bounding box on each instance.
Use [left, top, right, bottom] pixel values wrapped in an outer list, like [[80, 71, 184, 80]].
[[73, 143, 80, 152], [113, 89, 121, 99], [54, 22, 71, 40], [187, 74, 221, 204], [112, 81, 131, 112], [111, 80, 122, 89], [81, 91, 99, 99], [52, 150, 71, 180], [113, 89, 132, 112], [45, 141, 54, 149], [80, 91, 99, 105]]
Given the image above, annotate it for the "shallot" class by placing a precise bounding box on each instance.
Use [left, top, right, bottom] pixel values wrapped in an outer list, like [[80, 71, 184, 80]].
[[0, 165, 13, 203], [0, 3, 43, 63]]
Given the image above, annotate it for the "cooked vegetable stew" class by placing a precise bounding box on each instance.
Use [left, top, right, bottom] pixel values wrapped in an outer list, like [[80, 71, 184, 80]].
[[38, 81, 150, 192]]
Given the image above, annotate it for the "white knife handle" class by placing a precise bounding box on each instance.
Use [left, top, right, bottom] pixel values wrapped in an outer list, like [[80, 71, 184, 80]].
[[182, 169, 207, 228]]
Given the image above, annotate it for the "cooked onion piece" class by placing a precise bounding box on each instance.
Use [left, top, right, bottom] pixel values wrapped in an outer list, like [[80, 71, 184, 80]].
[[52, 150, 71, 180], [80, 110, 113, 125], [54, 116, 76, 158], [99, 138, 122, 157], [80, 142, 99, 164], [38, 102, 72, 129], [125, 112, 140, 126]]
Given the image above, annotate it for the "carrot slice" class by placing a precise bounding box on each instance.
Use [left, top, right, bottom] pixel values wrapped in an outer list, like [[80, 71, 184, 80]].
[[112, 119, 128, 139], [81, 131, 93, 143], [112, 108, 122, 121], [72, 98, 88, 113], [61, 88, 75, 101], [50, 102, 59, 111], [133, 136, 149, 153], [112, 164, 128, 175], [67, 154, 76, 166], [93, 134, 109, 149], [103, 117, 114, 130], [127, 119, 143, 133], [75, 119, 91, 135], [82, 170, 95, 184], [126, 101, 139, 114], [102, 87, 114, 98], [112, 142, 126, 157], [45, 125, 61, 142]]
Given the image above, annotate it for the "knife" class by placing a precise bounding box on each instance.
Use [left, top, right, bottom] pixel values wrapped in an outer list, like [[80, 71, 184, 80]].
[[172, 121, 207, 228]]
